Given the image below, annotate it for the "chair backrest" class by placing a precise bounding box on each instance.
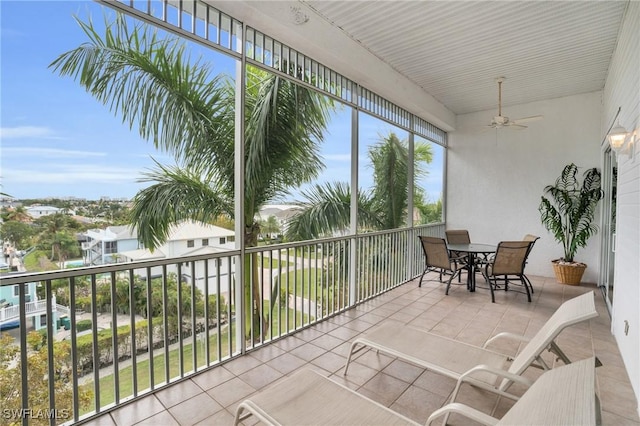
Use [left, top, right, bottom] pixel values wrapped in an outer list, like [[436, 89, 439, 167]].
[[490, 241, 531, 275], [502, 291, 598, 389], [445, 229, 470, 245], [522, 234, 540, 257], [418, 236, 453, 271]]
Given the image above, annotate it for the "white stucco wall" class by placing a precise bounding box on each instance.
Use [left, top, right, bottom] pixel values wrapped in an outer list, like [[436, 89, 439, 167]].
[[448, 91, 602, 283], [602, 0, 640, 411]]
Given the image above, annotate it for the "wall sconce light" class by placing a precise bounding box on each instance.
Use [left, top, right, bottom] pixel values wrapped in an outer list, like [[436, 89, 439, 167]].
[[607, 121, 636, 159]]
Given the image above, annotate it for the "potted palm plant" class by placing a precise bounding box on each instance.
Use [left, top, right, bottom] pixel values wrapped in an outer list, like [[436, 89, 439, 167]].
[[539, 163, 603, 285]]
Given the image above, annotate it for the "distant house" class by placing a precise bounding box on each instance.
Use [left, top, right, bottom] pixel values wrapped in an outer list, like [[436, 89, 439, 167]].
[[0, 277, 65, 332], [26, 205, 76, 219], [118, 221, 236, 295], [257, 204, 303, 235], [82, 225, 140, 265]]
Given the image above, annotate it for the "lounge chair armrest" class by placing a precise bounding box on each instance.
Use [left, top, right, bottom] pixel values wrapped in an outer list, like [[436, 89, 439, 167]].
[[460, 364, 533, 388], [483, 332, 531, 349], [450, 364, 533, 404], [425, 402, 498, 426]]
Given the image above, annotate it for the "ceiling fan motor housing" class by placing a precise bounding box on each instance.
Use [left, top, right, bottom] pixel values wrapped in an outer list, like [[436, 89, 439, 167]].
[[493, 115, 509, 125]]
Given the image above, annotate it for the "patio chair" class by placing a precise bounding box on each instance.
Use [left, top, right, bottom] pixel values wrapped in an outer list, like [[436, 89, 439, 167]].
[[417, 236, 467, 291], [233, 358, 598, 426], [425, 357, 598, 426], [233, 368, 419, 425], [344, 291, 598, 400], [445, 229, 471, 246], [444, 229, 471, 275], [483, 240, 533, 303]]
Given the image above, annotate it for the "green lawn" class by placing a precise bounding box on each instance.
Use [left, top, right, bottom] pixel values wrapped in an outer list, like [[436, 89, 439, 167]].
[[259, 254, 289, 269], [84, 305, 311, 412], [282, 268, 325, 299]]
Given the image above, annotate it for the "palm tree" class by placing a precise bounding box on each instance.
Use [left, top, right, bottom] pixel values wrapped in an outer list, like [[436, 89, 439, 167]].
[[286, 132, 433, 299], [259, 215, 282, 243], [34, 213, 81, 263], [50, 13, 334, 338], [287, 132, 433, 240], [2, 206, 31, 223]]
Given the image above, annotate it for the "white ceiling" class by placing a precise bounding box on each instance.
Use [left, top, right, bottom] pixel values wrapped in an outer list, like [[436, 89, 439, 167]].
[[213, 1, 628, 128], [301, 1, 627, 115]]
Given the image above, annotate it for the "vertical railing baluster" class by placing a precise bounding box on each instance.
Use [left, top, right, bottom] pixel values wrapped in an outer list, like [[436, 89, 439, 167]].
[[216, 259, 222, 362], [204, 259, 210, 367], [314, 244, 319, 320], [307, 245, 311, 324], [190, 261, 197, 372], [18, 279, 28, 426], [301, 246, 306, 325], [226, 257, 232, 358], [90, 274, 100, 412], [337, 241, 342, 309], [285, 250, 290, 334], [146, 267, 154, 391], [45, 280, 56, 426], [161, 265, 170, 384], [69, 276, 79, 422], [389, 233, 394, 292], [129, 270, 137, 398], [176, 263, 184, 378], [363, 237, 367, 300], [110, 271, 120, 404], [338, 241, 343, 311], [247, 254, 253, 346], [293, 247, 298, 329], [276, 248, 282, 336], [268, 248, 273, 341]]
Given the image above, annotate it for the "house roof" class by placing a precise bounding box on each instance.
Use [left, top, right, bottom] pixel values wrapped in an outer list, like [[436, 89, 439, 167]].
[[119, 248, 166, 261], [166, 220, 234, 241], [106, 225, 138, 240]]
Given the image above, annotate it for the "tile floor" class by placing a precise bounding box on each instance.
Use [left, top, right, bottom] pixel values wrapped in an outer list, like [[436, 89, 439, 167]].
[[82, 272, 639, 425]]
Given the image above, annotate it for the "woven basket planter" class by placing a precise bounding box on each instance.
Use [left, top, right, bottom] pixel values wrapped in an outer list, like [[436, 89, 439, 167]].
[[552, 261, 587, 285]]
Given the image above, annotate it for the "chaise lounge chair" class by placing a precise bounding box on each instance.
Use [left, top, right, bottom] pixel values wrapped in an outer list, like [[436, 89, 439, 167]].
[[343, 291, 598, 397], [233, 357, 598, 425]]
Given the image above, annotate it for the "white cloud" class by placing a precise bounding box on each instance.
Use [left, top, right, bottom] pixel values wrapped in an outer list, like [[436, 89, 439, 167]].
[[2, 147, 106, 158], [3, 164, 144, 185], [0, 126, 54, 139]]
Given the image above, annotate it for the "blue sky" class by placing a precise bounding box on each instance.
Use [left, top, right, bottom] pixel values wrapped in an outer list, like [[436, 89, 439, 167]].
[[0, 1, 443, 203]]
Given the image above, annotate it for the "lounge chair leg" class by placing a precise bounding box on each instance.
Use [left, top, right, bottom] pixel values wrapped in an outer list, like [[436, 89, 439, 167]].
[[418, 268, 427, 287], [343, 342, 359, 375]]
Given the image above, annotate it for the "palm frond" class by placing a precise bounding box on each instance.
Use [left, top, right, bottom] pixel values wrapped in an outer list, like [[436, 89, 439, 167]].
[[49, 13, 229, 166], [243, 68, 333, 210], [286, 182, 381, 241], [129, 162, 233, 249]]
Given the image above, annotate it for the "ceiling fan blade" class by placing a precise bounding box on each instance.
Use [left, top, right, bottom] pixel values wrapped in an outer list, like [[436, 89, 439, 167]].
[[512, 115, 543, 124], [506, 123, 528, 129]]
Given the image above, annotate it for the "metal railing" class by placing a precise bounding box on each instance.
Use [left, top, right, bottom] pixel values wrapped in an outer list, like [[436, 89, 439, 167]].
[[0, 224, 443, 424]]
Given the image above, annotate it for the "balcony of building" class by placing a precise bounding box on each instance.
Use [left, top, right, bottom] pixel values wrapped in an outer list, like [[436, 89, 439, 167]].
[[1, 226, 638, 425], [1, 1, 638, 425]]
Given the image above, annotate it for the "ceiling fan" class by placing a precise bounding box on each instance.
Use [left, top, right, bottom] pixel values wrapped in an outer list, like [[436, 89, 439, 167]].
[[487, 77, 543, 129]]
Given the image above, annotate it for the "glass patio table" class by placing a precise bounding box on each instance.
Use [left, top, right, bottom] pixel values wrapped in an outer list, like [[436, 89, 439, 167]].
[[446, 243, 496, 292]]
